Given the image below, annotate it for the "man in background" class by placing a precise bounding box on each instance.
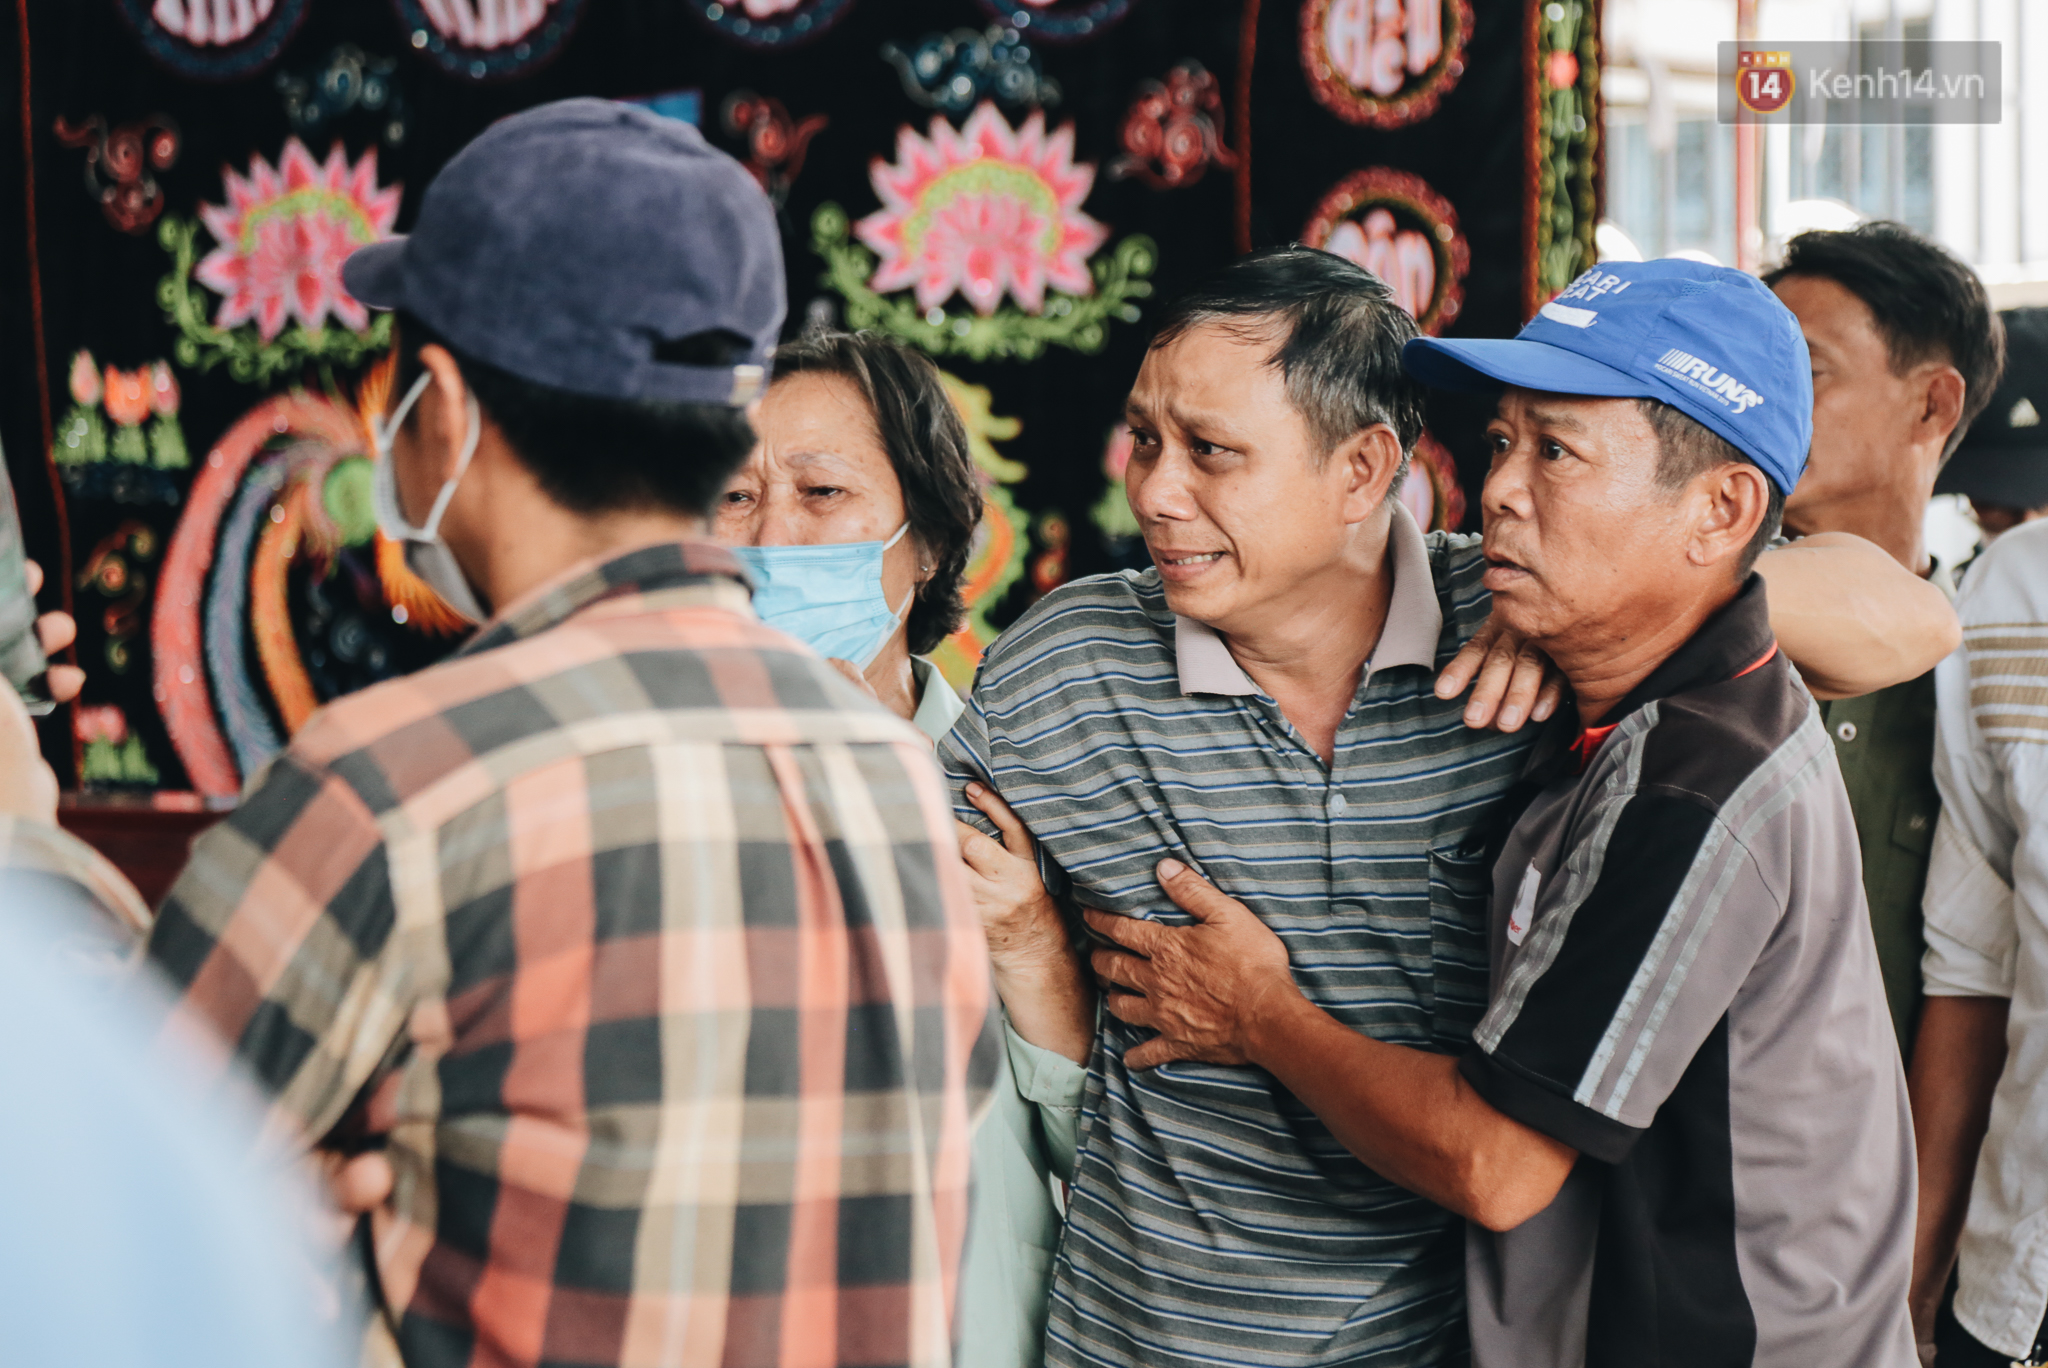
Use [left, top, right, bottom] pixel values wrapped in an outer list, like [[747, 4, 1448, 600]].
[[1906, 310, 2048, 1364], [1908, 506, 2048, 1365], [1936, 309, 2048, 545], [1766, 222, 2006, 1048]]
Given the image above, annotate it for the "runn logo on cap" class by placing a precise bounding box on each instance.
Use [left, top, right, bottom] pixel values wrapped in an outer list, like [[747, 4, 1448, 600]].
[[1400, 257, 1814, 494]]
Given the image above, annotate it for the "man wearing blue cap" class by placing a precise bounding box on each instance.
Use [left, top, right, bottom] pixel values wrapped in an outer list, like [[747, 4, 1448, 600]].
[[134, 100, 997, 1368], [1088, 260, 1918, 1367]]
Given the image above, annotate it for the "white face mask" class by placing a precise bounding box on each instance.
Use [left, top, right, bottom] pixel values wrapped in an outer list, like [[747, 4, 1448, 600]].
[[370, 370, 487, 625]]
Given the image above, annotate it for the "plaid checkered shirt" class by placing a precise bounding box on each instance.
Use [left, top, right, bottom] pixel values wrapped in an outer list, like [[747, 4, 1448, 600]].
[[144, 540, 998, 1368]]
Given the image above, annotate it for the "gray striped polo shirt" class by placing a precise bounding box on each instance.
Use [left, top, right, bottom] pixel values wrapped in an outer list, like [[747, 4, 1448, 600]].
[[940, 508, 1532, 1368]]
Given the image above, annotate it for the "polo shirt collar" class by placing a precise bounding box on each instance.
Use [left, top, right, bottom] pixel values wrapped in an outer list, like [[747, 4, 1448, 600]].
[[1600, 572, 1777, 725], [1174, 502, 1443, 697]]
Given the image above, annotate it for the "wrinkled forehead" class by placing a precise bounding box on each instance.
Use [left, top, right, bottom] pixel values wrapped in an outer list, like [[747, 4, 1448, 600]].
[[1128, 321, 1295, 414], [1495, 385, 1662, 460]]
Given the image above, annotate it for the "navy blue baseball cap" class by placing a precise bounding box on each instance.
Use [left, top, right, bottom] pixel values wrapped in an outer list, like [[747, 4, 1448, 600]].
[[1404, 259, 1814, 494], [343, 98, 784, 407]]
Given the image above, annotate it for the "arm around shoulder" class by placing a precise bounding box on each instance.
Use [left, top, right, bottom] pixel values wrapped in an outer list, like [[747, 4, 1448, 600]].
[[1754, 532, 1959, 699]]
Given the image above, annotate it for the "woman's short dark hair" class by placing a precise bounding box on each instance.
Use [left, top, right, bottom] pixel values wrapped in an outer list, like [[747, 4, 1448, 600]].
[[1763, 222, 2006, 461], [769, 330, 982, 657], [393, 311, 757, 519], [1148, 245, 1428, 485]]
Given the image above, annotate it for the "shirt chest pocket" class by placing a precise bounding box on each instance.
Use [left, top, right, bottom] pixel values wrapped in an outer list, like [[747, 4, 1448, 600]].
[[1891, 800, 1937, 859], [1427, 843, 1493, 1050]]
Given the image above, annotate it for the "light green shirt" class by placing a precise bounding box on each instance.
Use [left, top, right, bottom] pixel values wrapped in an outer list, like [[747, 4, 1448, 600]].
[[910, 658, 1088, 1368]]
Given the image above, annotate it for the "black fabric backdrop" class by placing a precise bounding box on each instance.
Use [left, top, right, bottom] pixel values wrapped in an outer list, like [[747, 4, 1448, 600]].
[[0, 0, 1569, 790]]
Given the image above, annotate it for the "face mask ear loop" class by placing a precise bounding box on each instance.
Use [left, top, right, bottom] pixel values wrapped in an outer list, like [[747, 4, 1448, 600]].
[[374, 371, 434, 469], [867, 523, 917, 663], [856, 587, 919, 671], [417, 391, 483, 541]]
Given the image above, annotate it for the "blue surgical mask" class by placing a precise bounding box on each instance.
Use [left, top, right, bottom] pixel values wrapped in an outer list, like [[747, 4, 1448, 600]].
[[734, 523, 916, 668]]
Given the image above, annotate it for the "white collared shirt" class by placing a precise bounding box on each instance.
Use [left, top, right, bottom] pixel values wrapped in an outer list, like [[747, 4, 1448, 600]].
[[910, 654, 967, 746], [1924, 518, 2048, 1358]]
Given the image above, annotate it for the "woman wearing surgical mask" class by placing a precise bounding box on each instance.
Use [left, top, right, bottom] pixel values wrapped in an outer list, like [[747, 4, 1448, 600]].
[[719, 330, 1085, 1368], [718, 329, 980, 742]]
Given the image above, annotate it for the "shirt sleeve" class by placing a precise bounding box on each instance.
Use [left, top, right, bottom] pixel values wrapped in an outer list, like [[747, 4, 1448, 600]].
[[1005, 1018, 1089, 1183], [938, 687, 999, 840], [144, 750, 406, 1149], [1922, 539, 2048, 1002], [0, 814, 152, 941], [1460, 791, 1783, 1164], [1923, 809, 2019, 997]]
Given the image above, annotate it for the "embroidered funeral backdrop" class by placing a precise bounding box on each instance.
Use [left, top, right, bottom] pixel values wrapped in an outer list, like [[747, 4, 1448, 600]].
[[0, 0, 1600, 794]]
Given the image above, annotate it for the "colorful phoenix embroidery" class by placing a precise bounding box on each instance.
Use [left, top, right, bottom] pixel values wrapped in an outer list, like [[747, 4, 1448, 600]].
[[858, 103, 1107, 316], [155, 359, 468, 796]]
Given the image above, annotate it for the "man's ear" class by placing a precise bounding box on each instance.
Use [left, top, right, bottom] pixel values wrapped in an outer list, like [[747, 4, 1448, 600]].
[[1334, 423, 1407, 524], [413, 344, 474, 485], [1917, 364, 1967, 459], [1688, 462, 1771, 571]]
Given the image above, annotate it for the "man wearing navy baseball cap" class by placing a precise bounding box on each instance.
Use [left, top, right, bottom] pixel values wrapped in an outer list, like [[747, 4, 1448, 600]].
[[136, 99, 997, 1368], [1400, 259, 1917, 1367], [1080, 261, 1920, 1368]]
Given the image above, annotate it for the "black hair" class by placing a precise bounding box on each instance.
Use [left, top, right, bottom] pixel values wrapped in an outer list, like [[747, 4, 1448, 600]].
[[392, 312, 757, 519], [1763, 221, 2006, 461], [768, 330, 982, 656], [1148, 245, 1427, 488], [1637, 399, 1785, 576]]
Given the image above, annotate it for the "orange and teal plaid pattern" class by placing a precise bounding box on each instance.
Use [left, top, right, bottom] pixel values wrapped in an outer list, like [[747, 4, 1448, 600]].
[[145, 541, 998, 1368]]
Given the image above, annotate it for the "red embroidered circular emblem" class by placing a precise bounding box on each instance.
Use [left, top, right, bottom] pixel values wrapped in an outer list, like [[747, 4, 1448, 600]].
[[1299, 0, 1474, 129], [1301, 168, 1470, 335]]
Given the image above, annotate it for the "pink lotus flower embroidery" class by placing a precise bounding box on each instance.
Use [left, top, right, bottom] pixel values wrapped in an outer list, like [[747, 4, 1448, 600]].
[[194, 140, 400, 342], [857, 102, 1108, 316]]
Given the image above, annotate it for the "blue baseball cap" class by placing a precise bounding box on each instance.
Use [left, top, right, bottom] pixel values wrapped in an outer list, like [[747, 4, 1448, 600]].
[[343, 98, 784, 407], [1403, 259, 1813, 493]]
